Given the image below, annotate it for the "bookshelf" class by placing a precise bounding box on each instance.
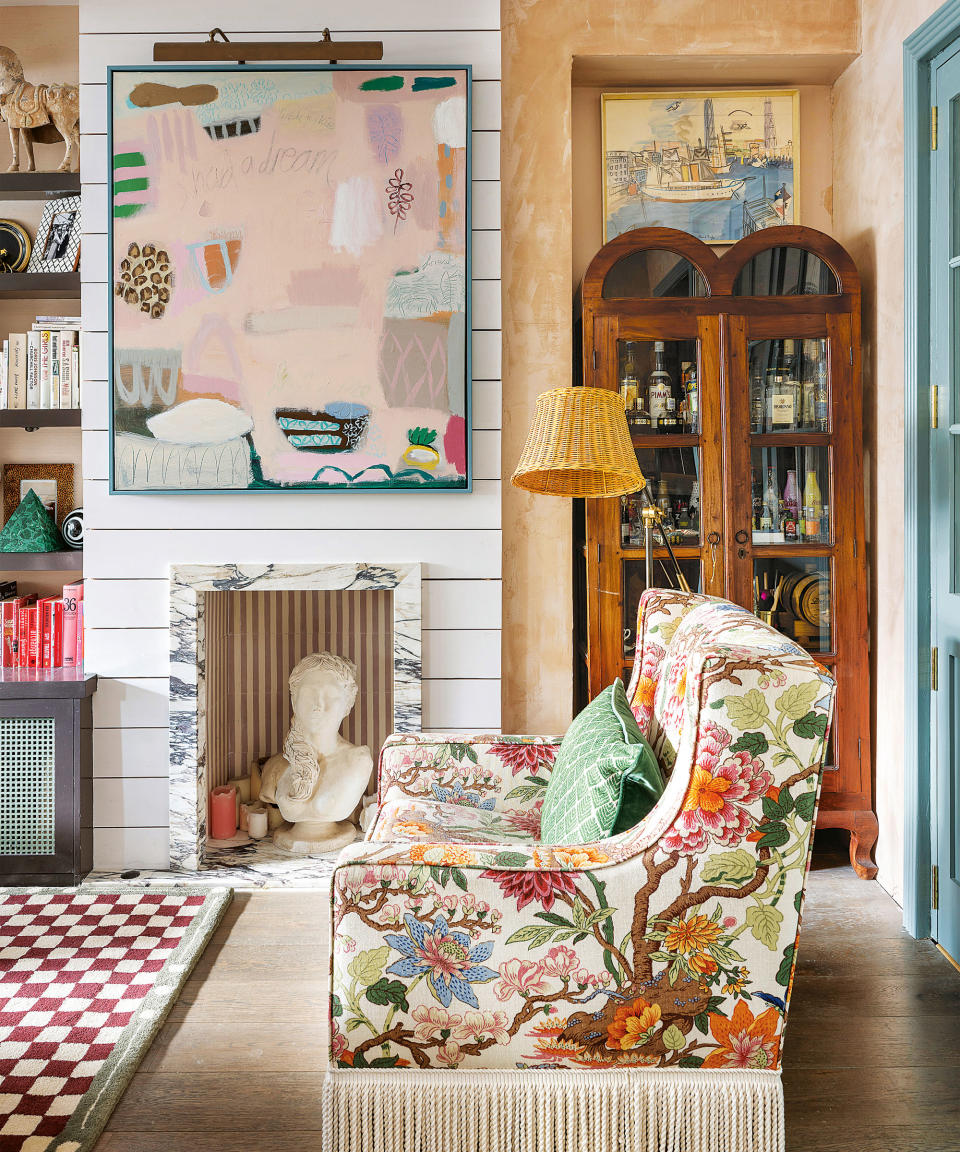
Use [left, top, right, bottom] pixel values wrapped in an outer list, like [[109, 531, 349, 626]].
[[0, 273, 81, 300]]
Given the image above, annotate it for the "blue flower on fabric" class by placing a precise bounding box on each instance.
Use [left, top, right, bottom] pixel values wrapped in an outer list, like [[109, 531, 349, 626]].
[[431, 780, 496, 811], [384, 914, 498, 1008]]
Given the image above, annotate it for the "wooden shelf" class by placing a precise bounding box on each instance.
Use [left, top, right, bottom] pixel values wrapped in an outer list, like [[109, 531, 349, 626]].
[[0, 550, 82, 571], [752, 542, 833, 557], [619, 544, 701, 559], [0, 409, 81, 429], [0, 669, 95, 698], [0, 272, 80, 299], [0, 172, 80, 199], [751, 431, 832, 446], [630, 432, 699, 449]]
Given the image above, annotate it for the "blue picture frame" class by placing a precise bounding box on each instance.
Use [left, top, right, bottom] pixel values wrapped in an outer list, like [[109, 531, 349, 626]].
[[107, 63, 472, 494]]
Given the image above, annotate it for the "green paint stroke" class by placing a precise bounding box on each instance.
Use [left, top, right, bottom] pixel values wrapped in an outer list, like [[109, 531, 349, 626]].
[[113, 177, 150, 194], [360, 76, 404, 91], [113, 151, 146, 168], [412, 77, 456, 91], [113, 204, 145, 218]]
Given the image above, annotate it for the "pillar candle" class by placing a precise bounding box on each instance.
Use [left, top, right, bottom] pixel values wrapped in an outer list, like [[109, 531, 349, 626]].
[[248, 808, 268, 840], [239, 801, 256, 832], [210, 785, 237, 840]]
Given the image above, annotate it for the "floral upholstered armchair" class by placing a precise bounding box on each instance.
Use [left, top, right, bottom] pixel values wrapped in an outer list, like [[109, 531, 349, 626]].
[[323, 590, 834, 1152]]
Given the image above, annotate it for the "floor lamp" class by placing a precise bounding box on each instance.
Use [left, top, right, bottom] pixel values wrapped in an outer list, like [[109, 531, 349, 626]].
[[511, 386, 691, 592]]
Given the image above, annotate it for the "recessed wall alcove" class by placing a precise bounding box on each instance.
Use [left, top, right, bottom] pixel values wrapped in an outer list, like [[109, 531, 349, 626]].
[[168, 563, 421, 874]]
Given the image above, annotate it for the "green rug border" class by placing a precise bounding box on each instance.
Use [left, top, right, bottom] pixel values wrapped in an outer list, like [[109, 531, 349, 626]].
[[1, 885, 232, 1152]]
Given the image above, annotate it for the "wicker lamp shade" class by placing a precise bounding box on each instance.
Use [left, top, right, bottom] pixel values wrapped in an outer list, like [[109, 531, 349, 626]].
[[511, 387, 645, 498]]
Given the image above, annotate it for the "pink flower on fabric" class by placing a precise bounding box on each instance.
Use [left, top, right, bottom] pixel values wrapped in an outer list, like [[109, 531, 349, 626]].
[[489, 742, 558, 777], [662, 727, 772, 854], [453, 1009, 510, 1044], [494, 957, 550, 1001], [411, 1005, 463, 1040], [436, 1040, 464, 1067], [538, 945, 580, 979], [502, 806, 543, 836], [479, 869, 577, 912]]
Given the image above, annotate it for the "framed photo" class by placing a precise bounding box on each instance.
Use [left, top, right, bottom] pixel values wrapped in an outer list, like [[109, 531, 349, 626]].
[[602, 90, 799, 246], [2, 464, 75, 527], [108, 64, 472, 493], [26, 195, 81, 273]]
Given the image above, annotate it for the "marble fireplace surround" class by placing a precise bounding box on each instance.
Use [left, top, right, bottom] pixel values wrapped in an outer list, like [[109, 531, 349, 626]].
[[169, 562, 421, 872]]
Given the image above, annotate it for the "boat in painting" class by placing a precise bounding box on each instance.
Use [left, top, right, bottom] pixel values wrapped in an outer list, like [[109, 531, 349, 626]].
[[641, 176, 746, 202]]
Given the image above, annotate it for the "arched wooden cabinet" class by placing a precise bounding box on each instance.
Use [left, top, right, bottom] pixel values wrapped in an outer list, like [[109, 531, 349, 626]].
[[574, 225, 876, 877]]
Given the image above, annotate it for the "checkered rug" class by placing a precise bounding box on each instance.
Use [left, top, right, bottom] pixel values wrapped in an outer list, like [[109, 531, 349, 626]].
[[0, 887, 231, 1152]]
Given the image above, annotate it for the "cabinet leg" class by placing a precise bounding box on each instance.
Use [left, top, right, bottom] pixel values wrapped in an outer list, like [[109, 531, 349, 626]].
[[848, 811, 879, 880]]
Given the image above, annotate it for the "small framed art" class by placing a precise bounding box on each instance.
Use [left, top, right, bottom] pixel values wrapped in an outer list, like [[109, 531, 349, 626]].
[[2, 463, 75, 526], [602, 90, 799, 246], [26, 195, 81, 273]]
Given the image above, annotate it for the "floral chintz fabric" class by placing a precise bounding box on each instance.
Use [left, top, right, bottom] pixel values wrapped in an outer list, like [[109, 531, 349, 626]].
[[330, 591, 834, 1073]]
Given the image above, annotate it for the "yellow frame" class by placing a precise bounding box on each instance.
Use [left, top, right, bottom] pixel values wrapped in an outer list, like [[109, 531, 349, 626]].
[[600, 89, 801, 245]]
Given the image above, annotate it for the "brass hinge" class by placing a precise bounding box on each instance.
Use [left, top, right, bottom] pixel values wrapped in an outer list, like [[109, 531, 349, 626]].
[[933, 384, 940, 429], [932, 646, 939, 691], [849, 346, 854, 366], [592, 349, 598, 371], [933, 105, 939, 150], [933, 864, 939, 910]]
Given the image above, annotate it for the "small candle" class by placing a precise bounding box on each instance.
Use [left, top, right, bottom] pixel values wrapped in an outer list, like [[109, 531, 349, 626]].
[[239, 801, 256, 832], [210, 785, 237, 840], [248, 808, 268, 840]]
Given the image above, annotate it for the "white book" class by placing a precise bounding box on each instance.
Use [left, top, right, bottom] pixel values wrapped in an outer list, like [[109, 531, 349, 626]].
[[58, 331, 74, 409], [26, 331, 41, 409], [0, 339, 7, 408], [8, 334, 26, 409], [49, 331, 60, 410], [38, 330, 51, 409], [71, 345, 80, 409], [34, 314, 80, 322]]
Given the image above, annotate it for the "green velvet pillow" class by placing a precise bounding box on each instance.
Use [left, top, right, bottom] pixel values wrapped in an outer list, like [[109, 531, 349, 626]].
[[538, 679, 665, 844]]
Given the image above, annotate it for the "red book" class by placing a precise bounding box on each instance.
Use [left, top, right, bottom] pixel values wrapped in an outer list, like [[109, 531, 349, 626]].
[[51, 600, 64, 668], [17, 605, 30, 668], [39, 597, 55, 669], [38, 597, 64, 669], [26, 606, 40, 669], [76, 600, 84, 670], [62, 580, 83, 669], [2, 595, 34, 667]]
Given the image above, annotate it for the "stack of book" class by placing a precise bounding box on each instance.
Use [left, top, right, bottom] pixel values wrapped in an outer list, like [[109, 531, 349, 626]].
[[1, 579, 84, 671], [0, 315, 81, 410]]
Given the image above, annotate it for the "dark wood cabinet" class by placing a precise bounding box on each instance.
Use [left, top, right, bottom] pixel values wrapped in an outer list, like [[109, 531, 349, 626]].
[[0, 672, 97, 885], [575, 225, 876, 877]]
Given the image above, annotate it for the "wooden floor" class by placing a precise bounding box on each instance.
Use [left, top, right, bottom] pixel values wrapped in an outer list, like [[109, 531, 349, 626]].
[[95, 833, 960, 1151]]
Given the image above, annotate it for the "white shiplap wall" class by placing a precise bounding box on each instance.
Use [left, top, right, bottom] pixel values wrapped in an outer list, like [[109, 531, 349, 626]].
[[79, 0, 502, 869]]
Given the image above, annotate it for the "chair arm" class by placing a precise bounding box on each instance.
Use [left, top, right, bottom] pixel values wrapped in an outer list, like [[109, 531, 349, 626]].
[[377, 733, 561, 814]]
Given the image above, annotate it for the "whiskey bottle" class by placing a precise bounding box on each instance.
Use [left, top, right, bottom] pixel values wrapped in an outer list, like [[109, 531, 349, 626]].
[[763, 466, 780, 533], [802, 468, 823, 540], [681, 361, 699, 432], [627, 392, 653, 432], [750, 364, 766, 432], [647, 341, 673, 431], [767, 341, 798, 431], [619, 341, 640, 414]]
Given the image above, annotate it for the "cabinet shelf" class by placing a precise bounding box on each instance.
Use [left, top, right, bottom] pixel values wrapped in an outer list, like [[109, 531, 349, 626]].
[[630, 433, 699, 449], [0, 668, 95, 697], [0, 172, 80, 199], [0, 410, 81, 429], [0, 550, 82, 571], [751, 431, 832, 446], [0, 272, 80, 299]]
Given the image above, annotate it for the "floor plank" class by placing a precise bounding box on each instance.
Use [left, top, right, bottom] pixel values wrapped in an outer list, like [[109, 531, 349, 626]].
[[94, 840, 960, 1150]]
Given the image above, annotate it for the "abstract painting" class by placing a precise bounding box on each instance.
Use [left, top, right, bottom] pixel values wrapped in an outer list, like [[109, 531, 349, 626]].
[[602, 90, 799, 246], [108, 65, 471, 492]]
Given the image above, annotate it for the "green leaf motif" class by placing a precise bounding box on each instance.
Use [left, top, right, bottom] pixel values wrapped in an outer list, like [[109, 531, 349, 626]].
[[365, 977, 410, 1012], [793, 710, 829, 740], [662, 1024, 687, 1050], [493, 851, 529, 867], [756, 821, 791, 849], [348, 946, 391, 987], [731, 731, 769, 756], [745, 905, 783, 950], [505, 784, 547, 802], [725, 689, 770, 730], [794, 790, 817, 822], [331, 994, 343, 1018], [678, 1055, 705, 1068], [709, 698, 726, 710], [451, 867, 468, 892], [700, 849, 757, 886], [693, 1011, 709, 1033], [776, 943, 795, 986], [775, 681, 820, 721]]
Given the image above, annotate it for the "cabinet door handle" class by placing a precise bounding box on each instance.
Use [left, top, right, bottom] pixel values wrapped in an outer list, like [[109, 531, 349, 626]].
[[707, 532, 720, 581], [735, 529, 749, 544]]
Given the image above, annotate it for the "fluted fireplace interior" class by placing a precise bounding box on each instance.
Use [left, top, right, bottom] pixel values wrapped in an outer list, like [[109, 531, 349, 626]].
[[169, 563, 421, 875]]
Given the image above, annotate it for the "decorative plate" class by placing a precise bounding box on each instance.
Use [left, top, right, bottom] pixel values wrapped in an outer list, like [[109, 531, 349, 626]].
[[0, 219, 31, 272]]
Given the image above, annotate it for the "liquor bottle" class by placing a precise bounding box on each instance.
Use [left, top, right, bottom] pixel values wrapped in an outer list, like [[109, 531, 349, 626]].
[[688, 480, 700, 532], [803, 468, 823, 540], [750, 364, 766, 432], [681, 361, 699, 432], [766, 341, 798, 431], [627, 392, 653, 432], [751, 469, 763, 531], [621, 496, 631, 547], [647, 340, 673, 431], [619, 341, 640, 414], [782, 469, 799, 542], [820, 502, 830, 542], [814, 353, 829, 431], [800, 340, 817, 429], [763, 466, 780, 532]]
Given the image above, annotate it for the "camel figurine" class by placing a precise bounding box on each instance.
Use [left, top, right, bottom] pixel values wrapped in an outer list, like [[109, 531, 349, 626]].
[[0, 46, 79, 173]]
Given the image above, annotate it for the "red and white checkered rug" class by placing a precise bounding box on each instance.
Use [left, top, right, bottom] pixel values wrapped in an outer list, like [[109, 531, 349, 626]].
[[0, 887, 230, 1152]]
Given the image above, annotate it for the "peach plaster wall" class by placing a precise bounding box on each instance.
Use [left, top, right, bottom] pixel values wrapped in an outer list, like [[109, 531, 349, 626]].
[[832, 0, 943, 904], [501, 0, 860, 735]]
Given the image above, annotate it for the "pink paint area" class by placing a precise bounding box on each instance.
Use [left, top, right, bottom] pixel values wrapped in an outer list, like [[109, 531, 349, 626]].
[[180, 374, 242, 404], [288, 266, 364, 307], [444, 414, 467, 475], [268, 447, 384, 485]]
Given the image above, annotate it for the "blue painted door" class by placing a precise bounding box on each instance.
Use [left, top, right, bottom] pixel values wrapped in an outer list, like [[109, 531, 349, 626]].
[[931, 44, 960, 965]]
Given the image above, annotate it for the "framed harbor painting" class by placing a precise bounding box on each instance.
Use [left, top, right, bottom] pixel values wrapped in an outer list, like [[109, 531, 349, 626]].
[[602, 90, 799, 246], [108, 64, 471, 493]]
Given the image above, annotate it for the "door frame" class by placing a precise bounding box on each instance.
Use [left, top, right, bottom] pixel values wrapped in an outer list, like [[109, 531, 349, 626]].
[[904, 0, 960, 940]]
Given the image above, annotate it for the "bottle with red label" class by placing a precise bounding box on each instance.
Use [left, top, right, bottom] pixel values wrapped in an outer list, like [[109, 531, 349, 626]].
[[782, 469, 800, 542]]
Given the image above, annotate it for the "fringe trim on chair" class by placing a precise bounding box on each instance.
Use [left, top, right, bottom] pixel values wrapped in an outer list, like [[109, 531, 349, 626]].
[[320, 1067, 784, 1152]]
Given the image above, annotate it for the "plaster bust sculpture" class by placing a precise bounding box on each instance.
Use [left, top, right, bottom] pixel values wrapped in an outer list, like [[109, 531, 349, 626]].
[[0, 45, 80, 173], [259, 652, 372, 854]]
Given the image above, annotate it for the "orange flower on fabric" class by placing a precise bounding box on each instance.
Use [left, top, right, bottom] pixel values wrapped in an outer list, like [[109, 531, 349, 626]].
[[684, 766, 733, 815], [605, 997, 662, 1050], [408, 844, 477, 866], [550, 845, 610, 869], [702, 1001, 781, 1070], [663, 914, 722, 955], [633, 675, 656, 712]]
